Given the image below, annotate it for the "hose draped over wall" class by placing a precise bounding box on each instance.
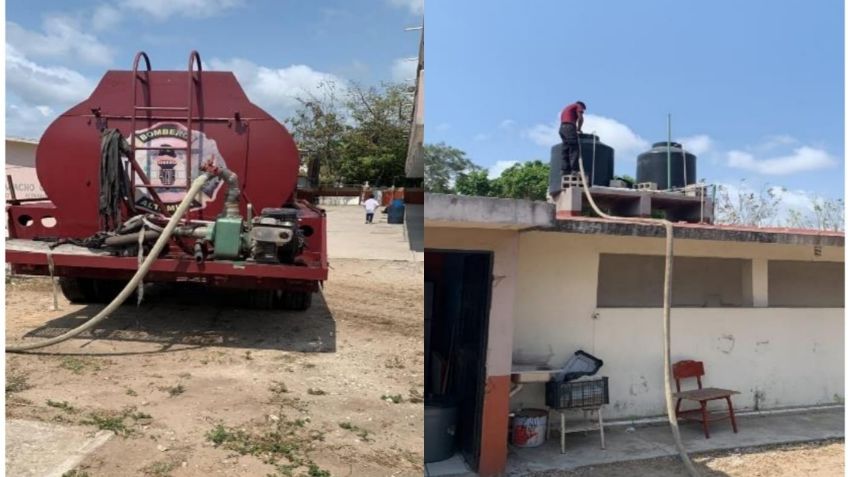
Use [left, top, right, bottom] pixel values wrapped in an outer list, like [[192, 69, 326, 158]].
[[575, 137, 700, 477]]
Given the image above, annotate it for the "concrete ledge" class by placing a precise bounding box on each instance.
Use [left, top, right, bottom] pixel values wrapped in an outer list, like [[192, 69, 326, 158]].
[[424, 193, 554, 230]]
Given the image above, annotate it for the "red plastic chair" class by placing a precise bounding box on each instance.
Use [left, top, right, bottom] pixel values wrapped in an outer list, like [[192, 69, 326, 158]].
[[672, 360, 739, 438]]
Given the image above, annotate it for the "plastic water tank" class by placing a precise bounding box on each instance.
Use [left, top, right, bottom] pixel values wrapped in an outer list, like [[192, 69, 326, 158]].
[[549, 133, 614, 195], [636, 142, 697, 190], [387, 198, 405, 224]]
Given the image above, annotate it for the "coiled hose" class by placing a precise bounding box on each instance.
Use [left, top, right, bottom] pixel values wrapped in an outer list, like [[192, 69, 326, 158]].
[[575, 135, 700, 477], [6, 173, 212, 353]]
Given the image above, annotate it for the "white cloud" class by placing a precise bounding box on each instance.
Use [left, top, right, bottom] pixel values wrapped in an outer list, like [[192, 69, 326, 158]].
[[521, 114, 650, 159], [499, 119, 516, 130], [92, 4, 123, 31], [581, 114, 649, 159], [209, 57, 347, 121], [488, 160, 518, 179], [387, 0, 423, 15], [678, 134, 713, 156], [726, 146, 836, 175], [522, 123, 560, 147], [390, 57, 417, 83], [122, 0, 243, 19], [7, 17, 115, 65], [6, 44, 95, 105], [6, 104, 56, 139]]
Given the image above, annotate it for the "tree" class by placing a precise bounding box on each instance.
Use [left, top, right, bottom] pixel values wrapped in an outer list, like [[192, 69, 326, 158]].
[[424, 143, 480, 193], [491, 161, 549, 201], [286, 81, 348, 186], [455, 169, 492, 197], [715, 181, 781, 227], [786, 197, 844, 231], [338, 83, 412, 186]]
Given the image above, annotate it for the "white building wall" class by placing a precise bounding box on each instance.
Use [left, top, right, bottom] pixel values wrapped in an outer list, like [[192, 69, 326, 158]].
[[510, 231, 844, 419], [5, 140, 43, 200]]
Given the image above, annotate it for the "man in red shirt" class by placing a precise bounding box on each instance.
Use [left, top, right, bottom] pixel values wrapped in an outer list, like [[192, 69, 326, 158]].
[[559, 101, 586, 177]]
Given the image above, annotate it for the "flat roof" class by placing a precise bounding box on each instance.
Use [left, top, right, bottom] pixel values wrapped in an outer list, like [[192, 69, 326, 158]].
[[425, 193, 844, 247], [6, 137, 39, 145]]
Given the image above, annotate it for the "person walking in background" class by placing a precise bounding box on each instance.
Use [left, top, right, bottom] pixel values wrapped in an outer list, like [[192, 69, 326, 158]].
[[363, 194, 380, 224], [559, 101, 586, 177]]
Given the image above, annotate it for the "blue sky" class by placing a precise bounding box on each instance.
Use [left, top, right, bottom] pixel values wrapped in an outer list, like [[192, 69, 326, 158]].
[[6, 0, 423, 138], [427, 0, 844, 213]]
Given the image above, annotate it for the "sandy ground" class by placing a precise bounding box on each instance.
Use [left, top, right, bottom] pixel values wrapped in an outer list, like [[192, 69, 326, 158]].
[[524, 439, 844, 477], [6, 257, 423, 477]]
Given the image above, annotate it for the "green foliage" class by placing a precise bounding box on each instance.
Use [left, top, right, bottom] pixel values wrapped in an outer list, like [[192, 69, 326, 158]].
[[455, 169, 492, 197], [288, 81, 412, 188], [491, 161, 550, 201], [423, 143, 480, 193]]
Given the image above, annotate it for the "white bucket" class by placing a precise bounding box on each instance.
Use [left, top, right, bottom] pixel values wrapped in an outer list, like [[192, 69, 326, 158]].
[[511, 409, 547, 447]]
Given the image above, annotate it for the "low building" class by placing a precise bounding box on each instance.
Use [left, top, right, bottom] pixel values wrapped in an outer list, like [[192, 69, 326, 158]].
[[424, 193, 844, 477], [6, 137, 43, 200]]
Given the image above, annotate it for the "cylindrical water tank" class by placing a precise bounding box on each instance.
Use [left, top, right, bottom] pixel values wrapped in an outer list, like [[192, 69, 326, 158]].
[[549, 133, 614, 195], [636, 142, 697, 190]]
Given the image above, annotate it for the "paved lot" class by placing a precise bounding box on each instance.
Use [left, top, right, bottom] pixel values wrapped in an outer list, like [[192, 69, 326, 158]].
[[326, 205, 423, 262]]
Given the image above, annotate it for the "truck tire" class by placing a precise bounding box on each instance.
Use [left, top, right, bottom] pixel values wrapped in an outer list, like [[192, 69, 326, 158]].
[[279, 291, 312, 311], [248, 290, 276, 310], [58, 277, 95, 303]]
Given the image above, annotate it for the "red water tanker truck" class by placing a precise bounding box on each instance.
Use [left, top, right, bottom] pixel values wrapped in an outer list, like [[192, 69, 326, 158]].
[[6, 51, 327, 311]]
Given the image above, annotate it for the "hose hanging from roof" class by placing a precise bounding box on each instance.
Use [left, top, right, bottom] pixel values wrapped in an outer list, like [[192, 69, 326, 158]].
[[6, 173, 212, 353], [575, 129, 700, 477]]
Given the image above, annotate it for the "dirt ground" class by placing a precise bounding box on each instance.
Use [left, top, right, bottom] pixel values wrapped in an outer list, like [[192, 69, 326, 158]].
[[6, 258, 423, 477], [525, 439, 844, 477]]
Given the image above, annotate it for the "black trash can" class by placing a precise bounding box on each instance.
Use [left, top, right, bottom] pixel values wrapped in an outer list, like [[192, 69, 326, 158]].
[[424, 398, 457, 463]]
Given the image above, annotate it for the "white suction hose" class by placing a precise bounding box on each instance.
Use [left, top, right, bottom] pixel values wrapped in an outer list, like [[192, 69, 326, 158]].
[[575, 135, 700, 477], [6, 173, 212, 353]]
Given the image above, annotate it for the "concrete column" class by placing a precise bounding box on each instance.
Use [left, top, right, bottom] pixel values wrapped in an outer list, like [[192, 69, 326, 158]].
[[752, 258, 768, 307], [555, 187, 582, 219]]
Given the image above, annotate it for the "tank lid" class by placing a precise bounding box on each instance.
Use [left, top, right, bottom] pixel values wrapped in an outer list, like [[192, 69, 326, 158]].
[[578, 133, 601, 141], [651, 141, 683, 149]]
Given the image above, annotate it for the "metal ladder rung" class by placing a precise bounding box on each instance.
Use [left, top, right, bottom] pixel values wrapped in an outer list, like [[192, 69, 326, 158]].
[[134, 146, 192, 151], [135, 184, 191, 189]]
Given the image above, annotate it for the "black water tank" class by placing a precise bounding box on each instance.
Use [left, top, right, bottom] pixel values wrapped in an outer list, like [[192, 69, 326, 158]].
[[636, 142, 697, 190], [548, 133, 614, 195]]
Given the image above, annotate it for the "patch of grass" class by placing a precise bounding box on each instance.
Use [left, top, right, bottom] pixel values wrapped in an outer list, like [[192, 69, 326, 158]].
[[47, 399, 77, 413], [159, 384, 186, 397], [141, 459, 176, 477], [270, 381, 289, 394], [245, 351, 253, 360], [338, 421, 371, 442], [208, 413, 331, 477], [59, 357, 101, 375], [381, 394, 403, 404], [6, 372, 31, 395], [126, 388, 138, 397], [307, 388, 326, 396], [302, 363, 316, 369], [82, 412, 130, 436]]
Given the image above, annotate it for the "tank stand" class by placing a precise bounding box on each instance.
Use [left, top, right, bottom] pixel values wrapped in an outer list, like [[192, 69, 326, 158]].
[[560, 174, 584, 189]]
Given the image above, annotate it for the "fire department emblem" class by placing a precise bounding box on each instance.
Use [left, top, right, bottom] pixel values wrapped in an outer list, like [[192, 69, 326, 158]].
[[129, 122, 228, 214]]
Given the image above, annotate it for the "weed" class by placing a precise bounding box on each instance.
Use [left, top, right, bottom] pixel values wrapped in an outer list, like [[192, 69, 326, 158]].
[[307, 388, 326, 396], [245, 351, 253, 360], [159, 384, 185, 397], [303, 363, 316, 369], [47, 400, 77, 413], [307, 463, 331, 477], [338, 421, 371, 442], [126, 388, 138, 397], [6, 372, 31, 395], [381, 394, 403, 404], [59, 357, 100, 374], [83, 412, 130, 436], [141, 460, 176, 477]]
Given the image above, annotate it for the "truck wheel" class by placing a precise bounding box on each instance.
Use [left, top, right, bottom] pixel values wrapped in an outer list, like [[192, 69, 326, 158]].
[[90, 279, 129, 303], [248, 290, 276, 310], [279, 291, 312, 311], [58, 277, 96, 303]]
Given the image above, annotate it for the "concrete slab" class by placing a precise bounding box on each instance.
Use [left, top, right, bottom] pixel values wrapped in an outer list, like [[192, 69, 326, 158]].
[[6, 419, 113, 477], [505, 407, 844, 476], [325, 205, 423, 261], [426, 453, 474, 477]]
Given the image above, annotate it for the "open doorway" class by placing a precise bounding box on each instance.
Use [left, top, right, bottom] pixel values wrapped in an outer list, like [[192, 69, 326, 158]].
[[425, 250, 493, 473]]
